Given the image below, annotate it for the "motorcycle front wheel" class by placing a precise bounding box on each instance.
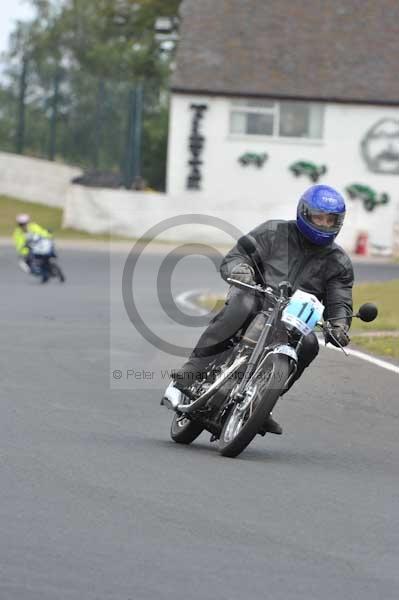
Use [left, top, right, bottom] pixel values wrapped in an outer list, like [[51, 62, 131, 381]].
[[218, 354, 291, 458], [50, 262, 66, 282]]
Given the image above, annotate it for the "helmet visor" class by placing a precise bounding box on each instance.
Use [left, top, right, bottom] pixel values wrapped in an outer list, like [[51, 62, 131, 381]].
[[304, 208, 345, 233]]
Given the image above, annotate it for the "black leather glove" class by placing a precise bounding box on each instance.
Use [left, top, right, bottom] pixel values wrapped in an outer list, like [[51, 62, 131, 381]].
[[230, 263, 255, 285], [326, 324, 350, 347]]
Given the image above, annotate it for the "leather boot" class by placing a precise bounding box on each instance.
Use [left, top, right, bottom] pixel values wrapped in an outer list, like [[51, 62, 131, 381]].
[[258, 414, 283, 436]]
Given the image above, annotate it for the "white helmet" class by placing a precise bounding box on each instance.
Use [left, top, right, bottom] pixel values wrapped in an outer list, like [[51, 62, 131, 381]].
[[16, 213, 30, 225]]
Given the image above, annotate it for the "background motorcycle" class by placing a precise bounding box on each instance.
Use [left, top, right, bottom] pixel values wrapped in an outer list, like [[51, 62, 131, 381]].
[[162, 238, 378, 458], [22, 234, 66, 284]]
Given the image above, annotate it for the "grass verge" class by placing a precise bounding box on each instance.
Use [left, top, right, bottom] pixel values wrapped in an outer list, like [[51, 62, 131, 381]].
[[0, 194, 130, 241], [197, 294, 225, 312], [351, 336, 399, 360], [352, 279, 399, 332]]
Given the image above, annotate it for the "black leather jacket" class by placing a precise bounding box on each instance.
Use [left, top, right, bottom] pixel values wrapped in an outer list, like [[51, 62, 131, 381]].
[[220, 220, 354, 327]]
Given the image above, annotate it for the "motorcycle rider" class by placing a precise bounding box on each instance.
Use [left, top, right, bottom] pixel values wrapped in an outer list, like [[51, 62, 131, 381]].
[[13, 213, 53, 274], [172, 185, 353, 435]]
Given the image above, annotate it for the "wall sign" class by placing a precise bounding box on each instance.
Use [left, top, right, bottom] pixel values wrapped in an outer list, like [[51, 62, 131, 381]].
[[186, 103, 208, 190], [345, 183, 390, 212], [361, 119, 399, 174], [289, 161, 327, 182], [239, 152, 268, 168]]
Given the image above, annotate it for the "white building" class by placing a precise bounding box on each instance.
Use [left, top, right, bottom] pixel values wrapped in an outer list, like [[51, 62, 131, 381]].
[[167, 0, 399, 254]]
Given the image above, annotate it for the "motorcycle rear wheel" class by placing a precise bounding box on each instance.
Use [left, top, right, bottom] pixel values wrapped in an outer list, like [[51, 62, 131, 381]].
[[170, 413, 204, 444], [218, 354, 291, 458], [168, 389, 204, 444]]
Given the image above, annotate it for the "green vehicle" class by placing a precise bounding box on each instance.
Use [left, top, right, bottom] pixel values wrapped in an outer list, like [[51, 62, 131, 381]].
[[289, 161, 327, 182], [239, 152, 268, 168], [345, 184, 390, 212]]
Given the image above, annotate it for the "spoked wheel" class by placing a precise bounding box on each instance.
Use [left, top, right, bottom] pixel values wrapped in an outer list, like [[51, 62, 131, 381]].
[[218, 354, 291, 458], [170, 394, 204, 444]]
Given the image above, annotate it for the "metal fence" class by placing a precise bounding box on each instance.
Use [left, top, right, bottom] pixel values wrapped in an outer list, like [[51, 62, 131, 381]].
[[0, 62, 168, 191]]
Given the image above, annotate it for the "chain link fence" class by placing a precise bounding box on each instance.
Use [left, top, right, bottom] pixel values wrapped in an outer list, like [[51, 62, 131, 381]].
[[0, 62, 169, 191]]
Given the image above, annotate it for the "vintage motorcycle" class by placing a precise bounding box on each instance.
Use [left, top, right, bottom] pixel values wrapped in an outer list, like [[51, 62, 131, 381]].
[[161, 238, 378, 458], [21, 234, 66, 284]]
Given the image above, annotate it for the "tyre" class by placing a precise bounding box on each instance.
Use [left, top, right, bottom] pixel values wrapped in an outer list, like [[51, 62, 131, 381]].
[[218, 354, 291, 458], [40, 258, 50, 283], [170, 413, 204, 444], [363, 198, 374, 212], [51, 262, 66, 282]]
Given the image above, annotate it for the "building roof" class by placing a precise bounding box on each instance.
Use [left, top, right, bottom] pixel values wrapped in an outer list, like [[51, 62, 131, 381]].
[[172, 0, 399, 105]]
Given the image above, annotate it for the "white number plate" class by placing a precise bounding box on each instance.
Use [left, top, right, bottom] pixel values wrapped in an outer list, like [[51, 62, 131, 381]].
[[282, 290, 324, 335]]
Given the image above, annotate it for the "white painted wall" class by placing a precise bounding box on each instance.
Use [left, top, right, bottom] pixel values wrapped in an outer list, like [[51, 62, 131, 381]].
[[167, 94, 399, 252], [0, 152, 82, 207], [63, 185, 271, 245], [394, 199, 399, 257]]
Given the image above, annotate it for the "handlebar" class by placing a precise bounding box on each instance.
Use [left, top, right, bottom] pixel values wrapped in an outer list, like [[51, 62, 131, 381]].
[[227, 278, 350, 353], [226, 277, 280, 302]]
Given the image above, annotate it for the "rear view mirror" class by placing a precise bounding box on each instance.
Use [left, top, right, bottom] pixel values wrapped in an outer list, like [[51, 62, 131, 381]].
[[356, 303, 378, 322]]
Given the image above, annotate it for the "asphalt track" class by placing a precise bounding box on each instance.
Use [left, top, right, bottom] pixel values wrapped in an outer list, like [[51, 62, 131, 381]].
[[1, 244, 399, 600]]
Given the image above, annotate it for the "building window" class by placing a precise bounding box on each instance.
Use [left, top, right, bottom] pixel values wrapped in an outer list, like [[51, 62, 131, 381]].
[[230, 99, 324, 139]]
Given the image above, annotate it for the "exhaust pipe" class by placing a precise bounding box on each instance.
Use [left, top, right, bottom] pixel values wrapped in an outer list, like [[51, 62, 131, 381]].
[[160, 382, 183, 411]]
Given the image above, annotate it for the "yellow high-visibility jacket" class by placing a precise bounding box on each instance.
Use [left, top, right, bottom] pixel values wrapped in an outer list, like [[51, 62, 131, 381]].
[[13, 223, 52, 256]]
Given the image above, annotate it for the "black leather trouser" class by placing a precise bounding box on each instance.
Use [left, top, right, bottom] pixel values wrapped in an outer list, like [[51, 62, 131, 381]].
[[184, 287, 319, 386]]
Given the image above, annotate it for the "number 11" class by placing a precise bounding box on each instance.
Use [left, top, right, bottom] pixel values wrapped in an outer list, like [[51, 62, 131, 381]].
[[297, 302, 315, 324]]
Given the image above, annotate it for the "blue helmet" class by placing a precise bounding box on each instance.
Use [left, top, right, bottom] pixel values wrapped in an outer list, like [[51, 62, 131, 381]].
[[296, 185, 346, 246]]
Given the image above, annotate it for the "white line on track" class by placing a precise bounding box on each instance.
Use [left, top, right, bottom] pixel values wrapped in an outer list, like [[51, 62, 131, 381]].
[[176, 290, 209, 316], [177, 289, 399, 376], [318, 338, 399, 375]]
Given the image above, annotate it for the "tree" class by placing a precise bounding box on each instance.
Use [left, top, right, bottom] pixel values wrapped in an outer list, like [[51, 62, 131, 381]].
[[19, 0, 181, 86], [0, 0, 181, 188]]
